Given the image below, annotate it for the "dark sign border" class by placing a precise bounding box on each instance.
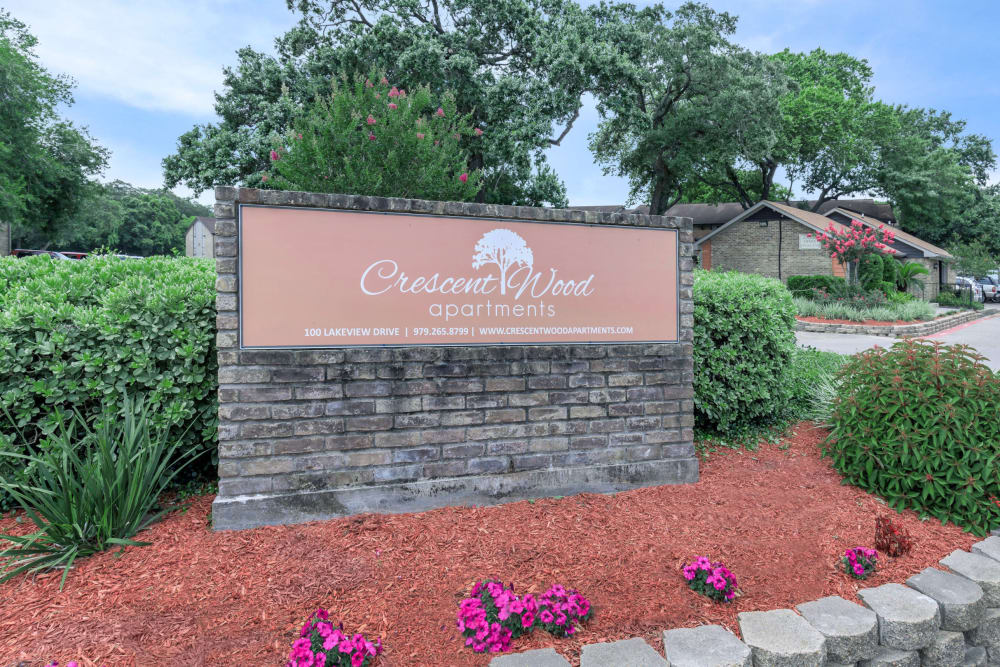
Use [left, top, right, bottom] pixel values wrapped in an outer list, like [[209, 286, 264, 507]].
[[238, 204, 681, 350]]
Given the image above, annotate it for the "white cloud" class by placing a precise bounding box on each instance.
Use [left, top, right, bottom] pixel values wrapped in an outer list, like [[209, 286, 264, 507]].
[[6, 0, 293, 116]]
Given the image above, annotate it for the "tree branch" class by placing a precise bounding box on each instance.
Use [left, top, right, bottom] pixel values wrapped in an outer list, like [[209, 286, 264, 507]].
[[548, 106, 581, 147]]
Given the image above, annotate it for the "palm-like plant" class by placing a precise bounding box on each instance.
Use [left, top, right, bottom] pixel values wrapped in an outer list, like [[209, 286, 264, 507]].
[[896, 261, 929, 294], [0, 395, 202, 589]]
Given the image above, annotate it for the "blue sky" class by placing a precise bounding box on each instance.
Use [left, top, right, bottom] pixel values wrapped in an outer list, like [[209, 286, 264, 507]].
[[7, 0, 1000, 207]]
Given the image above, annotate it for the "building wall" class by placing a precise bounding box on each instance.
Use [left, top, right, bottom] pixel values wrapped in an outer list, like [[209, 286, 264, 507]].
[[707, 217, 832, 282], [211, 187, 698, 530], [904, 258, 942, 301], [0, 222, 9, 256], [186, 221, 215, 258]]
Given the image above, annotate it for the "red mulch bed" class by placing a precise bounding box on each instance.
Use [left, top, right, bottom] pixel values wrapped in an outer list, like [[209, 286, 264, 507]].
[[0, 423, 977, 667]]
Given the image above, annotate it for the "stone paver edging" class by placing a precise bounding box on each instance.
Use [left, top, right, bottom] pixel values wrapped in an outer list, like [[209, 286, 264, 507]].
[[489, 537, 1000, 667], [794, 308, 994, 338]]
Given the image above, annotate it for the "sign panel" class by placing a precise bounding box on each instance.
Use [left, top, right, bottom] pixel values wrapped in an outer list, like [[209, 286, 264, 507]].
[[239, 205, 679, 348], [799, 233, 822, 250]]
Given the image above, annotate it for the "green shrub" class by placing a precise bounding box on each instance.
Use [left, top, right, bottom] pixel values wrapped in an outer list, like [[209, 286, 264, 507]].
[[786, 347, 846, 423], [823, 340, 1000, 535], [787, 275, 846, 297], [693, 270, 796, 435], [0, 255, 217, 510], [0, 395, 204, 589], [936, 290, 984, 310]]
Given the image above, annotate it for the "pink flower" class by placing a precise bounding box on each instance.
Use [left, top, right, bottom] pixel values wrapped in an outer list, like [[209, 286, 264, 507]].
[[261, 174, 268, 183], [853, 563, 865, 576], [369, 133, 376, 141], [388, 102, 397, 110], [399, 89, 406, 97], [365, 79, 373, 87], [416, 132, 425, 139], [389, 86, 400, 98], [380, 76, 388, 85], [367, 114, 376, 125], [297, 133, 303, 140], [459, 172, 468, 183], [270, 149, 279, 161], [475, 127, 483, 136], [436, 107, 445, 117]]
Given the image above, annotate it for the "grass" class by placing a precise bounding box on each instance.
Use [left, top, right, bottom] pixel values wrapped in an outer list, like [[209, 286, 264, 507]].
[[794, 297, 936, 323]]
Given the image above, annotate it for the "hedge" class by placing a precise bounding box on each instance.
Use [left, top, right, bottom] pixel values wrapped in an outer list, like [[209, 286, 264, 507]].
[[786, 274, 846, 297], [693, 270, 797, 435], [0, 255, 217, 509]]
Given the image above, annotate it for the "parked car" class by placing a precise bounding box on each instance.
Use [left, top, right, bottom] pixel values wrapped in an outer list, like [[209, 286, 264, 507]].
[[979, 276, 1000, 302], [60, 251, 89, 260], [11, 249, 71, 260], [955, 276, 985, 303]]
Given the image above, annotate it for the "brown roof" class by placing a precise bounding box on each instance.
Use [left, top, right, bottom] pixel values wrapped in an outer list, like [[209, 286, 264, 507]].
[[824, 208, 951, 259], [697, 200, 904, 256]]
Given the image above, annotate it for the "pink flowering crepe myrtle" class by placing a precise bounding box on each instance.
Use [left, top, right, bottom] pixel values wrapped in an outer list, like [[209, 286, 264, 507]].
[[807, 220, 896, 284], [683, 556, 738, 603], [286, 609, 382, 667], [842, 547, 878, 580], [457, 580, 593, 653]]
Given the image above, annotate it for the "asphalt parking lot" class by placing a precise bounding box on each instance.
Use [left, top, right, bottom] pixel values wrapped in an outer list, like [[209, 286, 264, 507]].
[[795, 302, 1000, 371]]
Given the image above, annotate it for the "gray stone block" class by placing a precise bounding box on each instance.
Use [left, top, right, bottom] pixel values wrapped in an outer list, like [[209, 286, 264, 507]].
[[858, 583, 940, 650], [858, 646, 919, 667], [972, 537, 1000, 565], [942, 550, 1000, 606], [581, 638, 667, 666], [907, 567, 986, 631], [966, 607, 1000, 645], [737, 609, 826, 666], [963, 645, 987, 667], [795, 595, 877, 663], [917, 630, 965, 667], [490, 648, 571, 667], [662, 625, 752, 667]]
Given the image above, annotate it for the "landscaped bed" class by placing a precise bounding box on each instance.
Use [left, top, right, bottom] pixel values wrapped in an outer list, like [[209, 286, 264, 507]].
[[0, 423, 978, 666]]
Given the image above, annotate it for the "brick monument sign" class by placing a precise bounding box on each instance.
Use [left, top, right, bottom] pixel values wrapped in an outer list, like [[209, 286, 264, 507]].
[[211, 186, 696, 530]]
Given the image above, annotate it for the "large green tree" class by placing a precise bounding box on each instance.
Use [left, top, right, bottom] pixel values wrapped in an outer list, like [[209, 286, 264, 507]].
[[0, 11, 108, 237], [588, 2, 790, 214], [163, 0, 599, 206], [877, 107, 996, 246]]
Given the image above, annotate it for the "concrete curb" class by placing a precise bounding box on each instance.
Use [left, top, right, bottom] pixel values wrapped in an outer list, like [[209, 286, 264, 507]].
[[794, 308, 993, 338]]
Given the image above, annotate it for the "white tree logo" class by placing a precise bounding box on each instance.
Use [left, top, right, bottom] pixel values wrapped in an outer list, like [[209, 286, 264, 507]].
[[471, 229, 534, 295]]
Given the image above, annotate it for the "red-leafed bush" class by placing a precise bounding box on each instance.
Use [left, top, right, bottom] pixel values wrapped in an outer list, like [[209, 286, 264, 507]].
[[875, 515, 914, 557]]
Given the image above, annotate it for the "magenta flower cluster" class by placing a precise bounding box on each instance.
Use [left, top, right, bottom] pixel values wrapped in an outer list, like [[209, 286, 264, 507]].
[[534, 584, 593, 638], [842, 547, 878, 580], [682, 556, 738, 603], [286, 609, 382, 667], [456, 580, 593, 653]]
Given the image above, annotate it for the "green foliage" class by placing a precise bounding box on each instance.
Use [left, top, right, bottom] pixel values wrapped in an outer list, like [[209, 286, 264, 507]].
[[0, 10, 108, 236], [163, 0, 597, 207], [936, 290, 984, 311], [785, 347, 846, 424], [0, 255, 217, 510], [787, 274, 846, 297], [693, 270, 796, 435], [823, 340, 1000, 535], [268, 75, 480, 201], [895, 261, 928, 294], [949, 240, 998, 279], [588, 2, 791, 214], [0, 395, 203, 589], [11, 180, 209, 255], [793, 297, 935, 323]]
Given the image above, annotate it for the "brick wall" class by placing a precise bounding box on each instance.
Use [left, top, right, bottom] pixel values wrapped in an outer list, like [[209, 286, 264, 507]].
[[709, 216, 831, 282], [211, 187, 697, 530]]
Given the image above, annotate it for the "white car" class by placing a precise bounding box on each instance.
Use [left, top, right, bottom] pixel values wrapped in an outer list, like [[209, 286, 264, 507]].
[[979, 276, 1000, 302], [955, 276, 985, 303]]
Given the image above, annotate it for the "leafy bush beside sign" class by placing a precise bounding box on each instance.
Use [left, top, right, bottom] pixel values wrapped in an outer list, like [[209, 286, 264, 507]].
[[0, 255, 217, 510], [693, 270, 796, 435]]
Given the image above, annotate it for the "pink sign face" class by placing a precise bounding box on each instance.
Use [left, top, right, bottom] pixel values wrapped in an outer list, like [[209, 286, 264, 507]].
[[239, 205, 678, 348]]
